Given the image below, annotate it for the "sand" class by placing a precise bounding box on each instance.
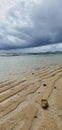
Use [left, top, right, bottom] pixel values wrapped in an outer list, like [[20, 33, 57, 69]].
[[0, 65, 62, 130]]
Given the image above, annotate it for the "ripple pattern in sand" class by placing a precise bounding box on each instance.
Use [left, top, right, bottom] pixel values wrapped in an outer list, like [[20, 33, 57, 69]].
[[0, 65, 62, 130]]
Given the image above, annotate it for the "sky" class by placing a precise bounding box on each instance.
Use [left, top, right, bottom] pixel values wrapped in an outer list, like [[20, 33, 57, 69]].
[[0, 0, 62, 52]]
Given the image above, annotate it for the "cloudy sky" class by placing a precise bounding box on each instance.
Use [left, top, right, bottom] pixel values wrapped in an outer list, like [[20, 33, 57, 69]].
[[0, 0, 62, 52]]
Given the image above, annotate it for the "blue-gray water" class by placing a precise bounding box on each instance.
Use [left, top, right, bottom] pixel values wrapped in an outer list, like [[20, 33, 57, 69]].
[[0, 54, 62, 81]]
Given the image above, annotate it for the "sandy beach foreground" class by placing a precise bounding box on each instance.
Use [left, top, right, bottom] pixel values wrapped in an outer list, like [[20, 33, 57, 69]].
[[0, 65, 62, 130]]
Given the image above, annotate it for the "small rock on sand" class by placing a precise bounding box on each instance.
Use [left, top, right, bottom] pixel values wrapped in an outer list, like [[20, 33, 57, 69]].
[[41, 99, 49, 109], [43, 84, 47, 87]]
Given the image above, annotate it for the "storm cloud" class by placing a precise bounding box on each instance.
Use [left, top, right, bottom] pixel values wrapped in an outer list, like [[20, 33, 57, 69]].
[[0, 0, 62, 50]]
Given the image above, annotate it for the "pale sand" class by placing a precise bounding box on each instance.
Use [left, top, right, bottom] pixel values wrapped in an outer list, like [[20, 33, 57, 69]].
[[0, 65, 62, 130]]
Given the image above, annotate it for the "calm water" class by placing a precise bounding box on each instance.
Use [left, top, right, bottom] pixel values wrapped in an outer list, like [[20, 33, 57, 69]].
[[0, 54, 62, 81]]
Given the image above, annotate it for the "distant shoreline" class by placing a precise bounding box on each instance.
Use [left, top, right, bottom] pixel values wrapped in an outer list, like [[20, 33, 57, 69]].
[[0, 51, 62, 57]]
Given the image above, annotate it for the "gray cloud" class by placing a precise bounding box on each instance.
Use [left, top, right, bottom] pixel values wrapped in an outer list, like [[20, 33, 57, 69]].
[[0, 0, 62, 50]]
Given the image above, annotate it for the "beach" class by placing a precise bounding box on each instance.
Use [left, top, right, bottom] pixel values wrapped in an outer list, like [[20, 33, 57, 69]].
[[0, 60, 62, 130], [0, 55, 62, 130]]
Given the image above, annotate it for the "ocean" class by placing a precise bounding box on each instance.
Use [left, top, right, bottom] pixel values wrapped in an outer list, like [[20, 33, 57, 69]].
[[0, 54, 62, 81]]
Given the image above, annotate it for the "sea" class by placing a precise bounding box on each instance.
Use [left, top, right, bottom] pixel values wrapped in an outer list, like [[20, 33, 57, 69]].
[[0, 54, 62, 81]]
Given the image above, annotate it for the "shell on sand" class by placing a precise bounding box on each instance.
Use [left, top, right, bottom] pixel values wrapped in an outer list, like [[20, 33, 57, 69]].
[[41, 99, 49, 109]]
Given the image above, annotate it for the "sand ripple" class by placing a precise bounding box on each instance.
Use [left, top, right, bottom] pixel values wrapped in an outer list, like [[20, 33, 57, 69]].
[[0, 65, 62, 130]]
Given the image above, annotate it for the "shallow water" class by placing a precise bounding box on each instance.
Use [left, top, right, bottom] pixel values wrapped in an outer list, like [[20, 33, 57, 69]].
[[0, 54, 62, 81]]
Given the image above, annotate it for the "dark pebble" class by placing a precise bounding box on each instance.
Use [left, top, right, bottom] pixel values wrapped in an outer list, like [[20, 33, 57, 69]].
[[38, 92, 40, 94], [54, 86, 56, 89], [43, 83, 47, 87], [32, 73, 35, 75], [34, 116, 37, 118]]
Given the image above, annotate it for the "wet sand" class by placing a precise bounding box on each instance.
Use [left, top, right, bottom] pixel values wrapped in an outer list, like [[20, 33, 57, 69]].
[[0, 65, 62, 130]]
